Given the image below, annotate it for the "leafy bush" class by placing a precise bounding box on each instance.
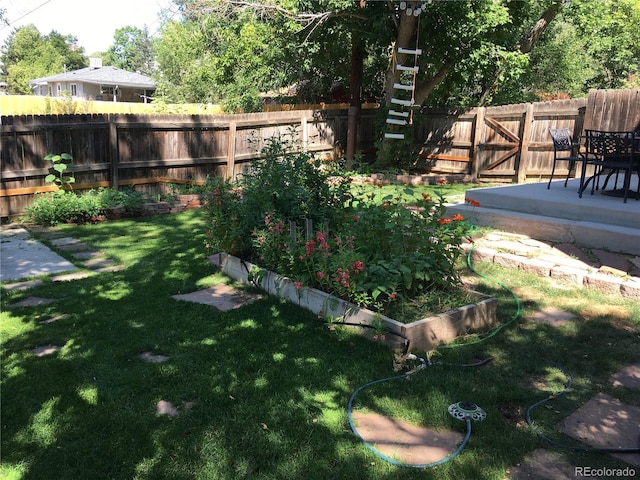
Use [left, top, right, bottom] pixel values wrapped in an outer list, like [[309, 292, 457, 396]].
[[22, 190, 102, 226], [205, 133, 476, 318], [204, 131, 351, 256], [22, 188, 150, 226], [97, 187, 146, 212]]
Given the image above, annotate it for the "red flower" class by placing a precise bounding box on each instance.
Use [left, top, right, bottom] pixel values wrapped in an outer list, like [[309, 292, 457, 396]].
[[465, 198, 480, 207], [437, 178, 447, 185], [452, 213, 464, 221], [353, 215, 359, 222], [438, 218, 452, 225]]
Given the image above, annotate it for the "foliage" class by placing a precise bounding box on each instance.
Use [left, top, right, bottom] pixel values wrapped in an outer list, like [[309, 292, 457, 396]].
[[204, 130, 351, 255], [103, 26, 155, 75], [205, 133, 475, 317], [44, 153, 75, 188], [0, 25, 87, 94], [21, 188, 149, 226], [22, 190, 102, 226], [97, 187, 146, 212]]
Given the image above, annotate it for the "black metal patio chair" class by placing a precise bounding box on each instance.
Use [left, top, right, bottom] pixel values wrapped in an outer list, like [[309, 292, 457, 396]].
[[581, 130, 639, 203], [548, 128, 585, 190]]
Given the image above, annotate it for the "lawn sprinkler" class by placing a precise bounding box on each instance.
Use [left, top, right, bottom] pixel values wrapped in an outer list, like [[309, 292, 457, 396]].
[[448, 401, 487, 422]]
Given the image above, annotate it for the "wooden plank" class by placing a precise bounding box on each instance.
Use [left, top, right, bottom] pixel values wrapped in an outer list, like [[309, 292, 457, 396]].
[[471, 107, 485, 181], [418, 153, 471, 162], [483, 147, 519, 171], [517, 103, 535, 183], [485, 116, 520, 143]]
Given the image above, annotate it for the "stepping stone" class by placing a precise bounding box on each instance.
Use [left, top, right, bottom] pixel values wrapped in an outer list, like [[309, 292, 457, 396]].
[[610, 360, 640, 391], [39, 314, 69, 324], [72, 251, 104, 260], [172, 284, 262, 311], [558, 392, 640, 467], [156, 400, 179, 417], [350, 411, 464, 466], [138, 351, 170, 363], [8, 296, 57, 308], [2, 279, 46, 291], [56, 242, 93, 252], [82, 258, 114, 269], [53, 271, 94, 282], [32, 345, 61, 357], [93, 264, 126, 274], [527, 307, 576, 327], [50, 237, 81, 246], [507, 448, 575, 480]]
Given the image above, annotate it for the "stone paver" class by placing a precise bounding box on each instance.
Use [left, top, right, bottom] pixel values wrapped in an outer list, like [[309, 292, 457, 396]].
[[469, 231, 640, 300], [527, 307, 576, 327], [139, 351, 170, 363], [172, 284, 262, 311], [610, 360, 640, 391], [32, 345, 62, 357], [351, 411, 464, 466], [8, 296, 57, 308], [508, 449, 576, 480], [558, 393, 640, 467]]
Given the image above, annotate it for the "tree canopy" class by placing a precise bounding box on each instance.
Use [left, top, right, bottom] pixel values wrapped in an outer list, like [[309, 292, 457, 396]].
[[0, 25, 87, 94], [103, 26, 155, 75]]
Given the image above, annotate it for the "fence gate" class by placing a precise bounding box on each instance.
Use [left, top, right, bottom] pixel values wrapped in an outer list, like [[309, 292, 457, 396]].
[[473, 104, 529, 183]]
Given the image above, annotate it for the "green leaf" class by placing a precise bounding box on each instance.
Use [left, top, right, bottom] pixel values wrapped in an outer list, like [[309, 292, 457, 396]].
[[60, 153, 73, 161], [53, 163, 67, 173], [45, 174, 56, 183]]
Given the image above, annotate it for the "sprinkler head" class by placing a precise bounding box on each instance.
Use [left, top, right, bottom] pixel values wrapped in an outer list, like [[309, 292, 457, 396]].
[[448, 401, 486, 422]]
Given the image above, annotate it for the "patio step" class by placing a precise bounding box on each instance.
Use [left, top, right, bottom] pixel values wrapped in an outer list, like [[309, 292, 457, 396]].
[[448, 179, 640, 256], [447, 203, 640, 256]]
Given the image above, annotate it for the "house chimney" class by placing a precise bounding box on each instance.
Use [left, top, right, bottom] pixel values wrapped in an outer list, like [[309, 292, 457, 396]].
[[89, 57, 103, 68]]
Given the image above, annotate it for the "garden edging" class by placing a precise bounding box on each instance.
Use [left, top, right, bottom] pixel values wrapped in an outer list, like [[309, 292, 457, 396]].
[[210, 252, 498, 353]]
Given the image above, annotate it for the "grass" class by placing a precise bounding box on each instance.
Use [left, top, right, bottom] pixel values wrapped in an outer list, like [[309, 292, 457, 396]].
[[2, 207, 639, 480]]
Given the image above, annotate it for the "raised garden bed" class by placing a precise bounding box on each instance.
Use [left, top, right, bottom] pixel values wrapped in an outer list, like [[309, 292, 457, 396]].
[[210, 252, 497, 353]]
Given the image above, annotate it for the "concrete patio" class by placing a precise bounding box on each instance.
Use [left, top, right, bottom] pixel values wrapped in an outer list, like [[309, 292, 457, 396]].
[[447, 176, 640, 256]]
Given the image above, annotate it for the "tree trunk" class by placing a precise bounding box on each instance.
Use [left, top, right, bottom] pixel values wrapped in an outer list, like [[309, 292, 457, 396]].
[[346, 34, 364, 166]]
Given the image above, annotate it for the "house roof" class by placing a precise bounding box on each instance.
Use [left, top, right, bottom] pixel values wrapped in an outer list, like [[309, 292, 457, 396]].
[[29, 66, 156, 90]]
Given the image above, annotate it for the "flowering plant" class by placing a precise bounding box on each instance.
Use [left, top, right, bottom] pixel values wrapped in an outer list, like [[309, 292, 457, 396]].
[[205, 133, 476, 319]]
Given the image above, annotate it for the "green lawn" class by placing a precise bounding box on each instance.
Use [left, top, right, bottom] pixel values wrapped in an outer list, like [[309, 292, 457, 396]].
[[1, 208, 638, 480]]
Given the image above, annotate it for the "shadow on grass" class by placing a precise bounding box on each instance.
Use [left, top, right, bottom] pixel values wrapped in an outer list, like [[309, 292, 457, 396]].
[[1, 212, 639, 479]]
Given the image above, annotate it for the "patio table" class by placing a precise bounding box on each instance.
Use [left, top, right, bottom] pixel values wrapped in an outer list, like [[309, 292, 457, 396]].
[[578, 130, 640, 203]]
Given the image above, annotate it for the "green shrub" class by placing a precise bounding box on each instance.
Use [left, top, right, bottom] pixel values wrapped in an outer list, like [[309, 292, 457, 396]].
[[205, 132, 476, 317], [22, 190, 102, 226], [22, 187, 149, 226]]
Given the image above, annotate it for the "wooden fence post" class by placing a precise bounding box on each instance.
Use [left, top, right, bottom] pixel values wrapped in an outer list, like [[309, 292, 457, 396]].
[[108, 120, 119, 190], [516, 103, 534, 184], [227, 121, 237, 181], [471, 107, 485, 181], [301, 116, 308, 152]]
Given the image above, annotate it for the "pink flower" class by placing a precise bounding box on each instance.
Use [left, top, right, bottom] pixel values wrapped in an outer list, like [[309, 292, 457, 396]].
[[328, 325, 335, 331], [294, 281, 303, 290], [350, 260, 365, 273], [316, 271, 325, 279], [389, 292, 396, 301], [372, 334, 378, 341]]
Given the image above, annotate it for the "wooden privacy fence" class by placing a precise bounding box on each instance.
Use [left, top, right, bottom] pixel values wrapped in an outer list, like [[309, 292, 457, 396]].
[[2, 88, 638, 217], [416, 88, 640, 182], [0, 109, 378, 217]]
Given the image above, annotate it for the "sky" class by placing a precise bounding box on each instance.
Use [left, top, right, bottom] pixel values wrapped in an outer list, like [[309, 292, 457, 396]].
[[0, 0, 177, 54]]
